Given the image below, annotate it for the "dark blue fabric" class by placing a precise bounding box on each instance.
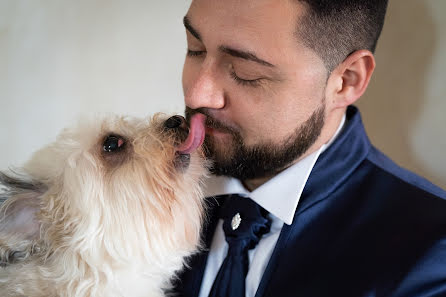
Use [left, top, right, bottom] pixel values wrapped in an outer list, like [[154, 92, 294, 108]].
[[174, 106, 446, 297], [208, 195, 271, 297]]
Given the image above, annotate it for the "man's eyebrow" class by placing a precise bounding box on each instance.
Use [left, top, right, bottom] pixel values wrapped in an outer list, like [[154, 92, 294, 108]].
[[183, 16, 274, 68], [183, 16, 201, 41], [219, 46, 275, 67]]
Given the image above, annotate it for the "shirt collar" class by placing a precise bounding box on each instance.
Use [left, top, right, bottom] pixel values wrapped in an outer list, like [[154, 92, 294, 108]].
[[203, 113, 346, 225]]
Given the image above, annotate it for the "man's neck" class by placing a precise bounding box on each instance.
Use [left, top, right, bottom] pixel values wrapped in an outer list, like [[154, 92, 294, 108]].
[[242, 177, 271, 192]]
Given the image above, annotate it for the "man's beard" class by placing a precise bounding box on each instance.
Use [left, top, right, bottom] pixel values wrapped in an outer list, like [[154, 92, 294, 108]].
[[185, 104, 325, 180]]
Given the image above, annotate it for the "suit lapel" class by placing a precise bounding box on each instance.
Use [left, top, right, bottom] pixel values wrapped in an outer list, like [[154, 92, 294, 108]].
[[254, 223, 293, 297], [255, 106, 372, 296]]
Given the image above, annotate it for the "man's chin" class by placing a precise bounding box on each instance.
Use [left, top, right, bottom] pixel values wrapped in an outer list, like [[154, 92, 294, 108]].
[[197, 103, 326, 180]]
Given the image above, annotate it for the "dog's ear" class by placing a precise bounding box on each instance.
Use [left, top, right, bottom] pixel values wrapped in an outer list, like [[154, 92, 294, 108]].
[[0, 172, 46, 266]]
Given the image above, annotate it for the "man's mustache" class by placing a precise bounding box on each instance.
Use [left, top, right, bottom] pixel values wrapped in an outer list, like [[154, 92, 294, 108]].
[[185, 107, 238, 135]]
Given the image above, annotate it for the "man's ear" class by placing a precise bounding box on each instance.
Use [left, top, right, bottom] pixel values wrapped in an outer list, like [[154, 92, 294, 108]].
[[326, 50, 376, 109]]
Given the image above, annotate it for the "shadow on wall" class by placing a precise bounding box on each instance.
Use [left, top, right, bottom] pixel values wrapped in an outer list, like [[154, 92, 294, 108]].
[[357, 0, 446, 189]]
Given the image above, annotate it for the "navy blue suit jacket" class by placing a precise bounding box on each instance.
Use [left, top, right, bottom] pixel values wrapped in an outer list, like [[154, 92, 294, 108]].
[[174, 106, 446, 297]]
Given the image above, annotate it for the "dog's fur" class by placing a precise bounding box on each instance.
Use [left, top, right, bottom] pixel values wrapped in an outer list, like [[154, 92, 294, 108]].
[[0, 114, 207, 297]]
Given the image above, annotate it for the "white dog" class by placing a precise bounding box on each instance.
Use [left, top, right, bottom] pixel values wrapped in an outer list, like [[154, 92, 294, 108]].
[[0, 113, 207, 297]]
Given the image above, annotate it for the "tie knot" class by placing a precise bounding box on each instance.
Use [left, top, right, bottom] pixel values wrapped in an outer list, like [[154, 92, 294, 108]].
[[220, 194, 271, 251]]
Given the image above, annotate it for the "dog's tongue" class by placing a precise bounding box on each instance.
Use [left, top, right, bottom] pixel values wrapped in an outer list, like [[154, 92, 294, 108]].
[[176, 114, 206, 154]]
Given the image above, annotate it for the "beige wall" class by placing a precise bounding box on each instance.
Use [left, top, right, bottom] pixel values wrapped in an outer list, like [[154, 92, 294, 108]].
[[358, 0, 446, 189], [0, 0, 191, 169], [1, 0, 445, 189]]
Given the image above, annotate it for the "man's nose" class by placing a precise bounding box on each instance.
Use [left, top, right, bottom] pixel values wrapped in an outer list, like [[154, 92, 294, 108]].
[[185, 64, 225, 110]]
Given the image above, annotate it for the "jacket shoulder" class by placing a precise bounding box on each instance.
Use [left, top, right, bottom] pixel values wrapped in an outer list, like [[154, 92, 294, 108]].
[[366, 146, 446, 200]]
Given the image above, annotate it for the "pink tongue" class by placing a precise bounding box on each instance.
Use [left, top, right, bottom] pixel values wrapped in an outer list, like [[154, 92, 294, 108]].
[[176, 113, 206, 154]]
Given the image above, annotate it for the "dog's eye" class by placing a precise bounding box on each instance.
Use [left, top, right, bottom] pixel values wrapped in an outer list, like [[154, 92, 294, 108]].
[[103, 135, 126, 152]]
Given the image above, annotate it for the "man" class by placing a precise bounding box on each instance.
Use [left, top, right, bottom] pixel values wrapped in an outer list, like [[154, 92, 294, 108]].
[[174, 0, 446, 296]]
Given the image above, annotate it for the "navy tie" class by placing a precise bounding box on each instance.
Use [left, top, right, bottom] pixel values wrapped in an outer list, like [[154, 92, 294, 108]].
[[208, 194, 271, 297]]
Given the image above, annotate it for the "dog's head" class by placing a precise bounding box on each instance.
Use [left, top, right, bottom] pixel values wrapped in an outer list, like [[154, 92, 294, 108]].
[[0, 114, 208, 271]]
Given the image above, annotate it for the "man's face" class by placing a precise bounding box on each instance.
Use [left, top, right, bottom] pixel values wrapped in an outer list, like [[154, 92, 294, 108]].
[[183, 0, 328, 181]]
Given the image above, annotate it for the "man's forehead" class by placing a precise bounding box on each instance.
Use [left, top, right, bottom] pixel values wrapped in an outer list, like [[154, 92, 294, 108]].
[[186, 0, 305, 53], [187, 0, 302, 34]]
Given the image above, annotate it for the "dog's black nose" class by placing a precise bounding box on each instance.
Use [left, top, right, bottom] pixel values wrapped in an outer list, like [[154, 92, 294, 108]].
[[164, 115, 185, 129]]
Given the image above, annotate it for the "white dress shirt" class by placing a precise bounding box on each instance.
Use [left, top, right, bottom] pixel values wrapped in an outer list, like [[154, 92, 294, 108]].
[[198, 115, 346, 297]]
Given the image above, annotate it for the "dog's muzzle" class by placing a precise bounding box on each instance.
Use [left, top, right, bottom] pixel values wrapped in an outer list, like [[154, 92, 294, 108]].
[[164, 114, 206, 171], [164, 115, 193, 170]]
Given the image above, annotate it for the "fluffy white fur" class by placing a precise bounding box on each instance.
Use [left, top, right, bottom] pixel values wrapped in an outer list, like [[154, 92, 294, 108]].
[[0, 114, 207, 297]]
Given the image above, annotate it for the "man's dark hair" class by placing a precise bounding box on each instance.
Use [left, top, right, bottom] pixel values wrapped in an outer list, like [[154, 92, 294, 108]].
[[296, 0, 389, 72]]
